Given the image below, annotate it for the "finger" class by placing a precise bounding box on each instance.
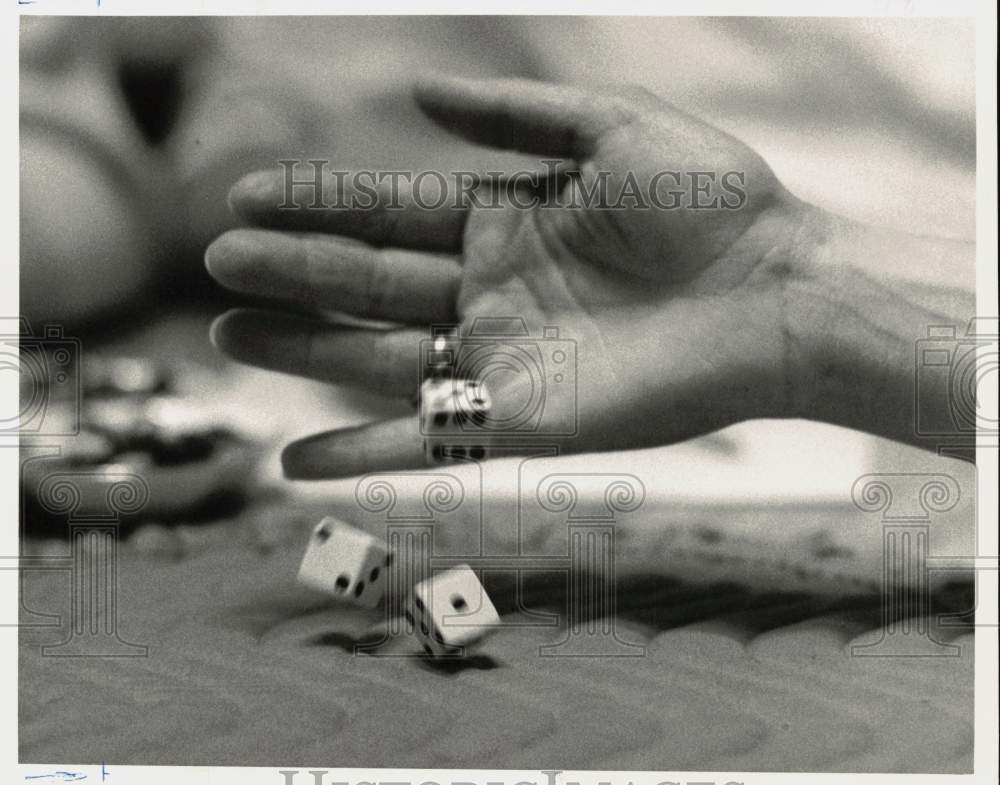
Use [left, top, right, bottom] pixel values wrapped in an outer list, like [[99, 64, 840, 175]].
[[413, 75, 638, 159], [205, 229, 461, 324], [210, 309, 424, 391], [282, 417, 426, 479], [228, 167, 469, 253]]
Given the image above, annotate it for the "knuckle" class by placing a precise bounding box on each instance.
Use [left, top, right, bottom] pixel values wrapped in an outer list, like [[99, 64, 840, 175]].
[[365, 194, 402, 245], [619, 84, 658, 104], [296, 238, 326, 305], [601, 83, 660, 118], [365, 252, 392, 315], [370, 331, 406, 387]]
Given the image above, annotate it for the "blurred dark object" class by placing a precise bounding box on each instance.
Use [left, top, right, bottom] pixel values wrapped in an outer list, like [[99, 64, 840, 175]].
[[83, 355, 174, 397], [21, 354, 263, 530], [18, 17, 203, 327]]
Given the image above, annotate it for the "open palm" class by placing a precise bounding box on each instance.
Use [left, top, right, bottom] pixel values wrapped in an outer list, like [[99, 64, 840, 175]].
[[207, 77, 814, 479]]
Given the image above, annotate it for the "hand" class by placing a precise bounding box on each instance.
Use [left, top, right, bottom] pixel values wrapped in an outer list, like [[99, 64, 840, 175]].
[[205, 76, 975, 479]]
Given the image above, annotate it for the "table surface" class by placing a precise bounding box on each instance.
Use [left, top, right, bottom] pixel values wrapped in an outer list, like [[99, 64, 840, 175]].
[[19, 501, 974, 773]]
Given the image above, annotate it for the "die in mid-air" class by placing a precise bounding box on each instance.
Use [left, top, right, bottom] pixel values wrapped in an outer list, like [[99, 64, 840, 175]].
[[406, 564, 500, 656], [419, 377, 492, 429], [419, 378, 492, 464], [297, 517, 392, 609]]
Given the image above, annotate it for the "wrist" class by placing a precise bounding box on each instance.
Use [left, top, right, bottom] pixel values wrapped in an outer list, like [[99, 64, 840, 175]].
[[782, 204, 976, 448]]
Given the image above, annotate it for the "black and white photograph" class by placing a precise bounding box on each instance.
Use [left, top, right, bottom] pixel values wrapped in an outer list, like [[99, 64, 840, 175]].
[[3, 6, 997, 784]]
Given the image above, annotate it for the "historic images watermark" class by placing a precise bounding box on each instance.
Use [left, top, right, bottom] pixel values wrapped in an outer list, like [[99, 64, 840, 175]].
[[2, 317, 81, 439], [349, 469, 647, 660], [6, 318, 147, 656], [22, 463, 150, 658], [850, 471, 997, 657], [914, 317, 998, 453], [418, 318, 578, 465], [277, 767, 746, 785], [276, 159, 749, 212]]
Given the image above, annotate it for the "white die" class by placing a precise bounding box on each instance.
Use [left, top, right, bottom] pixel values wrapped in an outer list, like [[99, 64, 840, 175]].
[[419, 378, 492, 432], [406, 564, 500, 656], [420, 378, 493, 464], [424, 441, 493, 464], [297, 517, 391, 609]]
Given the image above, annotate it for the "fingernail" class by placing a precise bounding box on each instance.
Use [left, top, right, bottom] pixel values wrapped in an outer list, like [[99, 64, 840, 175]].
[[228, 170, 278, 214], [205, 230, 248, 281], [204, 230, 274, 289], [281, 438, 324, 479], [204, 239, 222, 277], [204, 235, 244, 284], [215, 310, 310, 373], [208, 314, 225, 349]]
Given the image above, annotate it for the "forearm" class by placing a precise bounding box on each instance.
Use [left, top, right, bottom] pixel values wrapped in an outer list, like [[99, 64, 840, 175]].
[[787, 206, 977, 454]]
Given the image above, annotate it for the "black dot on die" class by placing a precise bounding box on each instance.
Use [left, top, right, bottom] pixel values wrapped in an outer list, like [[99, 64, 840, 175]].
[[354, 581, 365, 597], [369, 567, 380, 582], [315, 525, 331, 543], [450, 594, 468, 612], [433, 412, 448, 427], [334, 574, 349, 593]]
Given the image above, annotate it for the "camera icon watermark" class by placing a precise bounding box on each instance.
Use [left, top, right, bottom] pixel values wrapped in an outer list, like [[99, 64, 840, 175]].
[[915, 317, 998, 443], [1, 317, 81, 438], [418, 317, 578, 444]]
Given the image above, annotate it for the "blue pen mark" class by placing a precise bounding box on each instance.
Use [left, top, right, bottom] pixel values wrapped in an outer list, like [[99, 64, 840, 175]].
[[100, 764, 109, 782], [24, 773, 86, 782]]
